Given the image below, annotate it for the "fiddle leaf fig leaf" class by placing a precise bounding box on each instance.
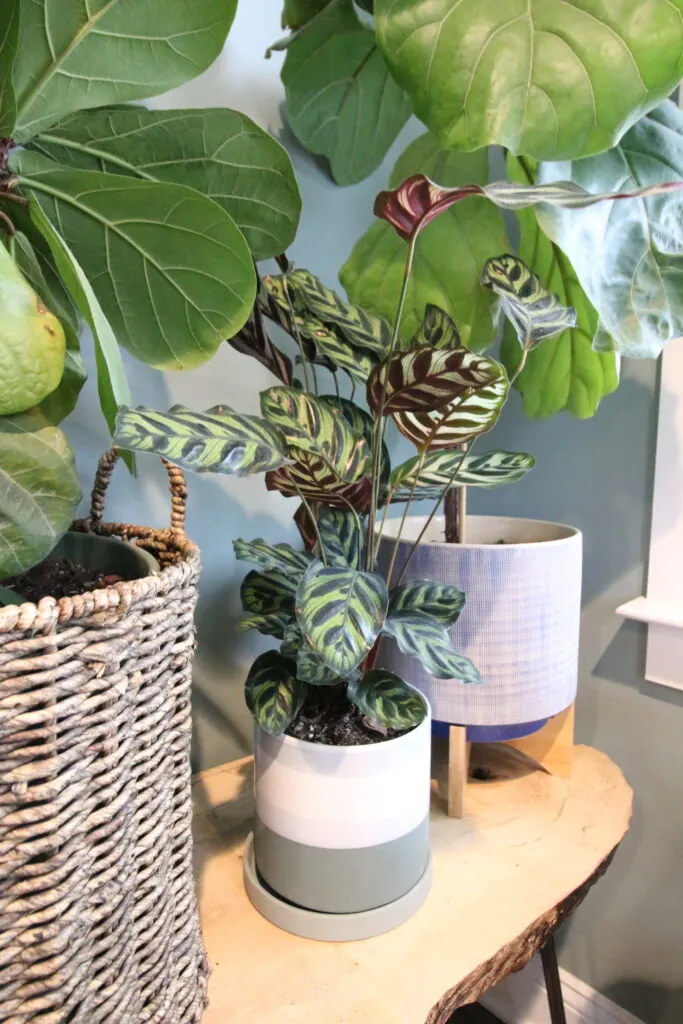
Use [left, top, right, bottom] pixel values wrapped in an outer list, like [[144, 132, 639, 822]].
[[392, 369, 509, 450], [368, 345, 501, 415], [114, 405, 290, 477], [375, 0, 683, 161], [0, 0, 19, 136], [481, 254, 577, 349], [390, 449, 535, 500], [535, 101, 683, 360], [383, 611, 482, 682], [12, 150, 256, 371], [282, 0, 412, 185], [244, 651, 306, 736], [28, 107, 301, 260], [0, 410, 81, 578], [348, 670, 426, 729], [340, 132, 508, 350], [240, 570, 297, 615], [388, 581, 465, 627], [282, 0, 329, 28], [13, 0, 238, 140], [234, 538, 313, 576], [317, 507, 363, 570], [237, 612, 292, 639], [296, 560, 388, 676]]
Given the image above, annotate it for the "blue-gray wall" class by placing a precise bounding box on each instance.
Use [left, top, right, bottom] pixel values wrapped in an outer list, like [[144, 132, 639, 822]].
[[64, 4, 683, 1021]]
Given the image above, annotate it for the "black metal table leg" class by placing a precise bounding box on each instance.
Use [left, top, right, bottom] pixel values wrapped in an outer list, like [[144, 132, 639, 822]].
[[540, 935, 568, 1024]]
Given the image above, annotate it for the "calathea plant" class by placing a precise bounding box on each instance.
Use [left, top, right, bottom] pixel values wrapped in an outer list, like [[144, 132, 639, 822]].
[[113, 169, 680, 739], [0, 0, 301, 579]]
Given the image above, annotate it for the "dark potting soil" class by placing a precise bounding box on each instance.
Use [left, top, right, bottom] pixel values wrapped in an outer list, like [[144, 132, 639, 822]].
[[286, 685, 412, 746], [4, 558, 122, 603]]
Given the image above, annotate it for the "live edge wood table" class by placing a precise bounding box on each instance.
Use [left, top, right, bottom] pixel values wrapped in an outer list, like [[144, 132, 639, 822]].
[[192, 743, 632, 1024]]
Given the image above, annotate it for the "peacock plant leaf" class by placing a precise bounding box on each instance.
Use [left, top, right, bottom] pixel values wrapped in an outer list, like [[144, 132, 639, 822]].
[[410, 304, 461, 351], [240, 569, 297, 615], [266, 452, 373, 511], [388, 580, 465, 627], [234, 538, 313, 576], [260, 386, 369, 471], [237, 612, 292, 639], [481, 254, 577, 349], [368, 345, 502, 415], [296, 560, 389, 676], [389, 450, 536, 500], [244, 651, 306, 736], [114, 405, 290, 477], [348, 670, 426, 729], [383, 611, 482, 682], [294, 502, 321, 552], [322, 395, 391, 499], [280, 622, 303, 659], [296, 644, 347, 686], [228, 313, 294, 387], [392, 371, 509, 450], [317, 507, 364, 571]]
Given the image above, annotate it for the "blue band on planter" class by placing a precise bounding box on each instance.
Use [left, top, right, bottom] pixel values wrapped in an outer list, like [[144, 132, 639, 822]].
[[432, 718, 549, 742]]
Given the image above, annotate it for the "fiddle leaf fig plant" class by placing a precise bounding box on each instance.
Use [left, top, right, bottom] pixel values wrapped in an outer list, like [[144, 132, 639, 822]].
[[113, 166, 682, 739], [0, 0, 302, 580]]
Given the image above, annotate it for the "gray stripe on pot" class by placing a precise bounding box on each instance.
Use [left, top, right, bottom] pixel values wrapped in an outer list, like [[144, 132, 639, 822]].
[[254, 815, 430, 915]]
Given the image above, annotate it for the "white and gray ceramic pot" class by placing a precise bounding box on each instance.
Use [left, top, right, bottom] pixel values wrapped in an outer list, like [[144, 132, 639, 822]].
[[377, 515, 582, 741], [244, 696, 432, 941]]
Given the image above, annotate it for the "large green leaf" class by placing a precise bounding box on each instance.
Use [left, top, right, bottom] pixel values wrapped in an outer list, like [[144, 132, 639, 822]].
[[28, 199, 131, 438], [240, 570, 297, 615], [244, 651, 306, 735], [11, 151, 256, 371], [13, 0, 237, 140], [499, 154, 619, 419], [383, 611, 481, 682], [318, 507, 363, 571], [282, 0, 328, 28], [368, 345, 501, 415], [114, 405, 290, 477], [296, 560, 388, 676], [392, 369, 509, 450], [389, 449, 536, 501], [375, 0, 683, 161], [348, 670, 426, 729], [340, 132, 508, 349], [535, 102, 683, 360], [281, 0, 412, 185], [0, 410, 81, 578], [10, 230, 79, 355], [261, 387, 369, 473], [388, 580, 465, 626], [0, 0, 19, 135], [234, 538, 313, 576], [481, 254, 577, 349], [28, 107, 301, 260]]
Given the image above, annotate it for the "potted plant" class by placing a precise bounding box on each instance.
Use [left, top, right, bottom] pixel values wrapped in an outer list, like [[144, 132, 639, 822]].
[[114, 169, 679, 939]]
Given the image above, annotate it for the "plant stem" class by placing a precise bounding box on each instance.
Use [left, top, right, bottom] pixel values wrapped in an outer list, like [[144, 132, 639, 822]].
[[293, 484, 327, 566], [365, 234, 417, 569], [0, 209, 15, 236], [385, 448, 426, 588]]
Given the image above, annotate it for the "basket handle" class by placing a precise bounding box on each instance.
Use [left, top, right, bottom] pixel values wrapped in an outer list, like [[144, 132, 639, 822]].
[[88, 448, 188, 536]]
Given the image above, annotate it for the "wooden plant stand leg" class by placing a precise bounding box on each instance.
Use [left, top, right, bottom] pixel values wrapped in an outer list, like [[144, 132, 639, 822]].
[[540, 936, 568, 1024], [503, 703, 575, 778], [448, 726, 471, 818]]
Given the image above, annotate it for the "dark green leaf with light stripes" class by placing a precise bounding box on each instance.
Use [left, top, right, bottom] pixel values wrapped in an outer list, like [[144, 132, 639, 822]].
[[296, 644, 347, 686], [392, 372, 509, 450], [407, 304, 461, 352], [318, 507, 363, 570], [244, 651, 306, 735], [390, 449, 536, 499], [368, 345, 500, 415], [296, 560, 389, 676], [228, 313, 294, 386], [281, 622, 303, 659], [240, 570, 297, 615], [114, 404, 290, 476], [348, 670, 426, 729], [323, 396, 391, 499], [233, 537, 312, 576], [266, 451, 373, 510], [382, 611, 481, 682], [261, 387, 369, 475], [237, 612, 292, 638], [482, 255, 577, 349], [388, 580, 465, 626]]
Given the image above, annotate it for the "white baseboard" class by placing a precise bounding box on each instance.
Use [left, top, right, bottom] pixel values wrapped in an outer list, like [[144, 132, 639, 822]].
[[480, 957, 643, 1024]]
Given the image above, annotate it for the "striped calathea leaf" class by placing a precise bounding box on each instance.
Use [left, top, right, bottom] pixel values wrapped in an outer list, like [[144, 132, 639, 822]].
[[293, 501, 321, 551], [240, 569, 296, 614], [244, 651, 306, 735], [266, 450, 373, 510], [261, 387, 369, 468], [296, 559, 389, 676], [237, 612, 292, 639], [388, 449, 536, 501], [348, 670, 426, 729], [233, 537, 313, 576], [368, 345, 501, 415], [408, 304, 461, 351], [324, 395, 391, 496], [388, 579, 465, 626], [227, 310, 294, 386], [481, 255, 577, 349], [296, 643, 347, 686], [317, 507, 364, 570], [392, 371, 509, 450], [114, 405, 290, 476], [382, 611, 481, 682]]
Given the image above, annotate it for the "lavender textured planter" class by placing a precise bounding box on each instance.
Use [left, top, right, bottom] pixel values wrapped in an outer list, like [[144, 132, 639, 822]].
[[377, 516, 582, 727]]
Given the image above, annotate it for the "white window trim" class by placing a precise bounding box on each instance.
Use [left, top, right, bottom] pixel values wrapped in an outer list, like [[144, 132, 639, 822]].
[[616, 338, 683, 692]]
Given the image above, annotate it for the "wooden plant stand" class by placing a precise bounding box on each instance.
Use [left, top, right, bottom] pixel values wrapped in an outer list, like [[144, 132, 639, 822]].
[[448, 703, 575, 819]]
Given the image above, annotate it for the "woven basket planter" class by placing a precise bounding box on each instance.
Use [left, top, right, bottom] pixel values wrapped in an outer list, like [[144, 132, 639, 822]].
[[0, 450, 208, 1024]]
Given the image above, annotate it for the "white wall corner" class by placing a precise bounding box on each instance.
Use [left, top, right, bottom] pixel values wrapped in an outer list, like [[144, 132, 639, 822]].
[[480, 957, 644, 1024]]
